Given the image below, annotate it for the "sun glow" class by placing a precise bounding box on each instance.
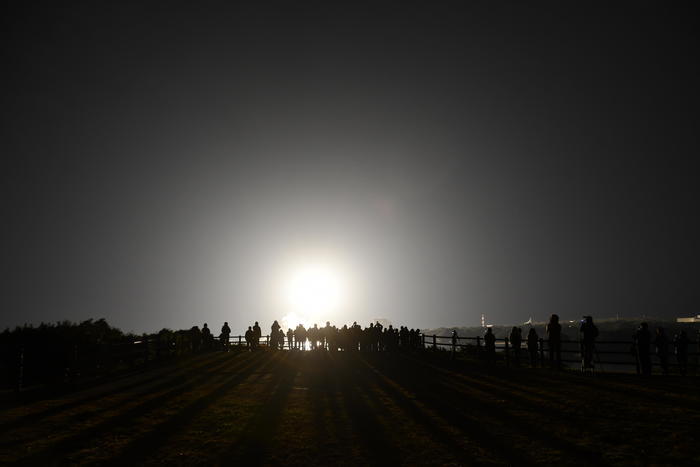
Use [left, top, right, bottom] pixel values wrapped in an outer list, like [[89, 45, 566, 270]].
[[279, 260, 348, 330]]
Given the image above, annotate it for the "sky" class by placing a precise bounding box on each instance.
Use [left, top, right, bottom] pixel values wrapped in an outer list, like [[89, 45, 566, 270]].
[[2, 2, 699, 334]]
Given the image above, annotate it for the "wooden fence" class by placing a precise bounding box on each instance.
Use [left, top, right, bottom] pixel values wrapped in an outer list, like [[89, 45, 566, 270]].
[[424, 333, 700, 374], [6, 331, 699, 393]]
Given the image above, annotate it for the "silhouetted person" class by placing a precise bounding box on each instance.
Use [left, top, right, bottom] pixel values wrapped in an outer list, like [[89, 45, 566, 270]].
[[295, 324, 307, 350], [340, 324, 350, 351], [509, 326, 522, 366], [220, 322, 231, 350], [634, 322, 651, 376], [399, 326, 409, 349], [352, 322, 362, 350], [277, 328, 285, 350], [286, 328, 294, 350], [190, 326, 202, 352], [579, 316, 598, 370], [546, 314, 562, 369], [655, 327, 669, 376], [527, 328, 539, 367], [202, 323, 212, 350], [451, 329, 459, 359], [245, 326, 253, 350], [414, 328, 422, 350], [310, 324, 320, 350], [374, 321, 383, 351], [271, 320, 281, 350], [323, 321, 332, 350], [484, 327, 496, 363], [673, 330, 689, 376], [253, 321, 261, 349]]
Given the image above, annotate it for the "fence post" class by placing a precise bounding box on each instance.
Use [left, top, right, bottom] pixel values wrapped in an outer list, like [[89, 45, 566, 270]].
[[17, 345, 24, 393], [476, 335, 481, 354], [539, 338, 545, 367], [432, 334, 437, 350], [266, 335, 269, 347], [73, 344, 78, 380], [505, 337, 510, 367]]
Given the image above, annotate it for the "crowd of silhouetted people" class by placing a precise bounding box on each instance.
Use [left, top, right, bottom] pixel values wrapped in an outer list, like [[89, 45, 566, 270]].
[[453, 314, 694, 376], [3, 315, 695, 395], [261, 321, 423, 352], [196, 320, 424, 353], [631, 321, 691, 376], [478, 314, 690, 376], [184, 315, 696, 377]]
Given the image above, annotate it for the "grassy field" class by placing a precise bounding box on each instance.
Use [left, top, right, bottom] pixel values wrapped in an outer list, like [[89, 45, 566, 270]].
[[1, 349, 698, 466]]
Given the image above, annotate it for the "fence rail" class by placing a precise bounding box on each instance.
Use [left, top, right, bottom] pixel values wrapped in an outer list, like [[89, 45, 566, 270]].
[[424, 333, 700, 372], [4, 331, 699, 393]]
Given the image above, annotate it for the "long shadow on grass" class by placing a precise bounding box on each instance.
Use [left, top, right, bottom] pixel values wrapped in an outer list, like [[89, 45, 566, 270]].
[[416, 354, 700, 431], [220, 352, 298, 465], [357, 354, 532, 466], [313, 352, 351, 449], [0, 353, 236, 452], [299, 352, 358, 465], [405, 357, 611, 439], [551, 373, 700, 407], [18, 352, 266, 465], [0, 351, 226, 436], [439, 354, 700, 408], [0, 352, 235, 450], [106, 352, 281, 466], [303, 352, 332, 453], [365, 353, 610, 466], [332, 353, 399, 466], [318, 353, 353, 456], [416, 353, 700, 459]]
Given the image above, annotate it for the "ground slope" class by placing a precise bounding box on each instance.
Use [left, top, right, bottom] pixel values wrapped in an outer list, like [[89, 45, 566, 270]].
[[1, 350, 698, 466]]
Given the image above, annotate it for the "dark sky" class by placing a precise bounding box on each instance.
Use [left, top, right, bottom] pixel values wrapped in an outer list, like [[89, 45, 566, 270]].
[[2, 2, 699, 333]]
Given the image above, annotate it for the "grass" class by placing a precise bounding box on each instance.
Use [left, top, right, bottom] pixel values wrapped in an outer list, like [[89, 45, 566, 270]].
[[1, 349, 698, 465]]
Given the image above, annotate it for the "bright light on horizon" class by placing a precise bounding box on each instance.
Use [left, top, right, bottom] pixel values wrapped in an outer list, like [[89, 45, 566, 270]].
[[278, 258, 350, 330]]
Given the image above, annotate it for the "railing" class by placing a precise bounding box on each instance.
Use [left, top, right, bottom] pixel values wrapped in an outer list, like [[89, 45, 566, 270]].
[[5, 331, 699, 394], [423, 333, 700, 373]]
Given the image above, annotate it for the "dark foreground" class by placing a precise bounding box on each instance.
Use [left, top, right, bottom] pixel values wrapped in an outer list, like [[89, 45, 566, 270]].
[[1, 350, 698, 466]]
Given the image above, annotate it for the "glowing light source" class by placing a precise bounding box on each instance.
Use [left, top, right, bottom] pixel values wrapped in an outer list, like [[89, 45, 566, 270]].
[[279, 260, 348, 329]]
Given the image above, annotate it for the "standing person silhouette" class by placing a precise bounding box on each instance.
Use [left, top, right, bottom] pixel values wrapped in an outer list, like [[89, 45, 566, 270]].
[[527, 328, 539, 367], [220, 322, 231, 351], [579, 316, 598, 371], [310, 324, 320, 350], [271, 320, 281, 350], [655, 327, 669, 375], [509, 326, 522, 366], [295, 324, 307, 350], [202, 323, 212, 350], [635, 322, 652, 376], [323, 321, 332, 350], [451, 329, 459, 359], [253, 321, 261, 350], [277, 328, 285, 350], [673, 330, 689, 376], [245, 326, 253, 350], [286, 328, 294, 350], [190, 326, 202, 352], [484, 327, 496, 363], [546, 314, 562, 369]]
